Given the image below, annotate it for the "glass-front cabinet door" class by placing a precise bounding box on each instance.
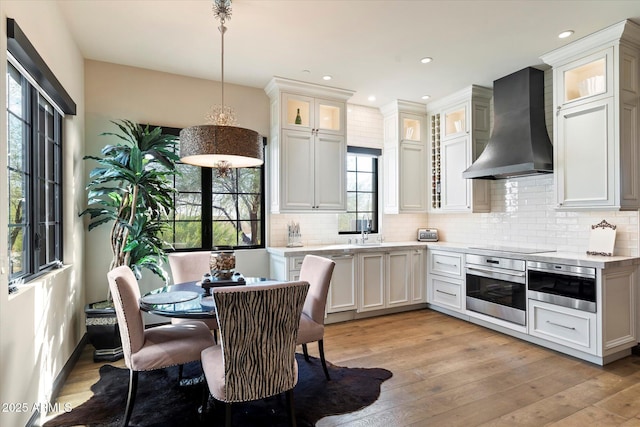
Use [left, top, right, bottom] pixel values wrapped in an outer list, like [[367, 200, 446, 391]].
[[442, 105, 466, 139], [401, 113, 422, 142], [282, 93, 345, 135], [558, 48, 612, 106], [283, 93, 313, 132], [315, 98, 344, 135]]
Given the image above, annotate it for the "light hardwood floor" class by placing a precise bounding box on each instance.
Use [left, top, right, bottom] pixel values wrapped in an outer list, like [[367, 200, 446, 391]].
[[48, 309, 640, 426]]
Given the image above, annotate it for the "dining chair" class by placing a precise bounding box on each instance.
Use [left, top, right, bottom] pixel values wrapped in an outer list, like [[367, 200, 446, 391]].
[[296, 254, 336, 380], [107, 266, 216, 427], [168, 251, 219, 333], [201, 281, 309, 427]]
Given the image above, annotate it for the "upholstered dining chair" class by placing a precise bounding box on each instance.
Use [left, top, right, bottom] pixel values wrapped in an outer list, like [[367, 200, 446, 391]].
[[296, 254, 336, 380], [201, 281, 309, 427], [107, 266, 216, 427], [168, 251, 219, 334]]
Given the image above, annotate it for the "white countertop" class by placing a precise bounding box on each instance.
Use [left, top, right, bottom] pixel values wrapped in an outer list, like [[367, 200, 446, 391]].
[[426, 242, 640, 269], [267, 241, 429, 256], [267, 241, 640, 269]]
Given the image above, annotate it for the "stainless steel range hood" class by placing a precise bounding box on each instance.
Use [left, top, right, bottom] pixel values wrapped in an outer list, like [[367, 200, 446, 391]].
[[462, 67, 553, 180]]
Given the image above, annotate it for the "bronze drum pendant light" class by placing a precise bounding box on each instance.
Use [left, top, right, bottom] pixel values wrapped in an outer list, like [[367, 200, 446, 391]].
[[179, 0, 263, 174]]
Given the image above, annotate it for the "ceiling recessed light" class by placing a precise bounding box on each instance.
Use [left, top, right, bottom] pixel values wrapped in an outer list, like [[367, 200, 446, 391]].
[[367, 95, 376, 102], [322, 75, 332, 81], [420, 57, 433, 64], [421, 95, 430, 100], [558, 30, 574, 39]]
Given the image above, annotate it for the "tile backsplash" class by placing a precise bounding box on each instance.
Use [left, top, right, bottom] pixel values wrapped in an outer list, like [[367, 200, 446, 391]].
[[269, 174, 639, 256], [426, 175, 639, 257]]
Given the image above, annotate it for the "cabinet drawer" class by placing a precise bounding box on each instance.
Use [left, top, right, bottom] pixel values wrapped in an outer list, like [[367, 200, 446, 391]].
[[288, 256, 305, 271], [528, 299, 597, 354], [429, 276, 462, 311], [429, 251, 463, 277]]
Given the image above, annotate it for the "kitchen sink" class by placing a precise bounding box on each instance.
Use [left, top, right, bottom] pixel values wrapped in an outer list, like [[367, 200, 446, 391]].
[[353, 242, 381, 247]]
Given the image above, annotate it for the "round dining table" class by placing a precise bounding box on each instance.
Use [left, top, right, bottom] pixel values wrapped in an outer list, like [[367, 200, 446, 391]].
[[139, 275, 277, 319]]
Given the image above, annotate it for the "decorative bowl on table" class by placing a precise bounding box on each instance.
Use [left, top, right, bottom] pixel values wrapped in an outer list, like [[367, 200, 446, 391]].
[[210, 251, 235, 279]]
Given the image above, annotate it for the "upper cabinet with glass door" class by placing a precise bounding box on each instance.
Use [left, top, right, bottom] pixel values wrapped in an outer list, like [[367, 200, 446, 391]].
[[557, 48, 613, 108], [402, 115, 422, 142], [282, 93, 345, 135], [442, 105, 466, 140]]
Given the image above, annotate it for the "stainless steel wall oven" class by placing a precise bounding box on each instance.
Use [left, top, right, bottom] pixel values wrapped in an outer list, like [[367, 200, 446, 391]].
[[527, 261, 596, 312], [465, 254, 527, 325]]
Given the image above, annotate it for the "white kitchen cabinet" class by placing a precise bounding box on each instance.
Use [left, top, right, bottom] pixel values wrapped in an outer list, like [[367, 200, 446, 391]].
[[528, 299, 598, 354], [265, 77, 354, 213], [280, 129, 345, 210], [426, 249, 465, 313], [542, 20, 640, 211], [281, 93, 345, 136], [427, 86, 492, 213], [326, 254, 357, 313], [358, 249, 421, 312], [410, 248, 426, 303], [601, 264, 636, 355], [269, 252, 356, 314], [381, 101, 428, 214], [359, 252, 386, 311]]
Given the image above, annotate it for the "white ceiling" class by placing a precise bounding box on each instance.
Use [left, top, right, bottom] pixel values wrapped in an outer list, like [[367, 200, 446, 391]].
[[56, 0, 640, 108]]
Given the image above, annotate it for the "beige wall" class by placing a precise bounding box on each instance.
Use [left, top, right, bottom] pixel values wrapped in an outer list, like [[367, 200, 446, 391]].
[[0, 2, 85, 426], [83, 60, 271, 301]]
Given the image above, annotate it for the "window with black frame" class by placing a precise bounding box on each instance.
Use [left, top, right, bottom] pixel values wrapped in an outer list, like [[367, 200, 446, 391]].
[[161, 127, 265, 250], [7, 61, 64, 284], [338, 147, 381, 234]]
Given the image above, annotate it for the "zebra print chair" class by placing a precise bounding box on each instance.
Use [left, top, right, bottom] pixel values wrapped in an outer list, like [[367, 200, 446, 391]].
[[296, 255, 336, 380], [107, 266, 215, 427], [201, 281, 309, 427]]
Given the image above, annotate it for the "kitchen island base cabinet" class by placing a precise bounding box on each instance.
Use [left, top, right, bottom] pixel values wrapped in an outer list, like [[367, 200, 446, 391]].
[[528, 300, 597, 354]]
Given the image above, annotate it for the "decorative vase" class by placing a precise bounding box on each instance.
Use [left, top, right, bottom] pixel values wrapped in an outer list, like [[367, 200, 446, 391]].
[[84, 301, 123, 362], [210, 251, 236, 279]]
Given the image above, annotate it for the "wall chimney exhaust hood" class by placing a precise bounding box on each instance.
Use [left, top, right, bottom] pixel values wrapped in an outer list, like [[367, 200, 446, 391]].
[[463, 67, 553, 180]]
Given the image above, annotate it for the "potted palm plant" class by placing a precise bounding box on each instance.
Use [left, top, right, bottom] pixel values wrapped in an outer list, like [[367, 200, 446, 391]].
[[80, 120, 179, 361]]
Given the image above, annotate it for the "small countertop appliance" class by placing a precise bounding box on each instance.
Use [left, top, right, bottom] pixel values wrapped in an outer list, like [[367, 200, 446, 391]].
[[418, 228, 438, 242]]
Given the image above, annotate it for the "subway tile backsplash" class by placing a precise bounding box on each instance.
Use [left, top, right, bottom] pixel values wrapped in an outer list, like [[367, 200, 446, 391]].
[[270, 176, 638, 257], [426, 175, 639, 257]]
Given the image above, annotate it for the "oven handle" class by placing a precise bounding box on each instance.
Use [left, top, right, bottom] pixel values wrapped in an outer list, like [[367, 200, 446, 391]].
[[466, 266, 526, 279]]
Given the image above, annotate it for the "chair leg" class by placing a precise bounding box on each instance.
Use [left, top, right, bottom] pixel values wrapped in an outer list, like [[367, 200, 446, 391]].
[[318, 339, 330, 381], [302, 343, 310, 362], [286, 389, 297, 427], [123, 370, 138, 427], [225, 402, 232, 427]]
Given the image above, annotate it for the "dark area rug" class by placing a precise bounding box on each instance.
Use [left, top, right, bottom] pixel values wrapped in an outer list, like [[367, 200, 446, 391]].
[[44, 354, 392, 427]]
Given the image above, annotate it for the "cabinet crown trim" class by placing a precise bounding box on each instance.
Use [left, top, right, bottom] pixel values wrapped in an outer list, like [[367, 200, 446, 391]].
[[265, 76, 355, 101], [426, 84, 492, 113], [541, 19, 640, 66], [379, 100, 427, 116]]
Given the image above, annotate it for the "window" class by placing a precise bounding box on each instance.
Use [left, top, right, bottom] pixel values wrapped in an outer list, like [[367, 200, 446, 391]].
[[338, 147, 380, 234], [6, 19, 76, 289], [163, 127, 266, 250], [7, 61, 63, 282]]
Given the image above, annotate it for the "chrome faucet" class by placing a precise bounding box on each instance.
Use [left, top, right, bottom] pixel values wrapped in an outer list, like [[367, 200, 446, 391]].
[[361, 214, 370, 243]]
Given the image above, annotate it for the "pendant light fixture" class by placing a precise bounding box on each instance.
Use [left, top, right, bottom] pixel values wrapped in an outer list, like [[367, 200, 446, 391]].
[[179, 0, 263, 173]]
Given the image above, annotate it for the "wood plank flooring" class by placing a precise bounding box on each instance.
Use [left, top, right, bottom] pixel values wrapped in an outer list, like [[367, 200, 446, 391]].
[[46, 309, 640, 426]]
